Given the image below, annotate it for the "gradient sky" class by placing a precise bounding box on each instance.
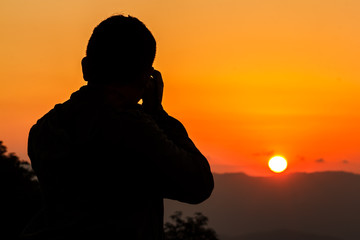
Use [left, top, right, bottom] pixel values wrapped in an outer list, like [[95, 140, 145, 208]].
[[1, 0, 360, 176]]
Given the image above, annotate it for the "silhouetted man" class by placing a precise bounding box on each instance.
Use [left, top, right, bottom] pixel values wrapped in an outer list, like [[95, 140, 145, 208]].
[[25, 15, 213, 239]]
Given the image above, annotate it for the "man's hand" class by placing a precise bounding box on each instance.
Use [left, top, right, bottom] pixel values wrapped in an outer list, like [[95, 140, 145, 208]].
[[142, 69, 164, 114]]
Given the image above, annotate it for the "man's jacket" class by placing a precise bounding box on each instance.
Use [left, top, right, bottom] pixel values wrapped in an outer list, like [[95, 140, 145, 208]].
[[25, 85, 214, 239]]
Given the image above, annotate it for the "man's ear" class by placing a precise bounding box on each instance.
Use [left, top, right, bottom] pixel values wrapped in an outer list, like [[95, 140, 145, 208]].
[[81, 57, 90, 82]]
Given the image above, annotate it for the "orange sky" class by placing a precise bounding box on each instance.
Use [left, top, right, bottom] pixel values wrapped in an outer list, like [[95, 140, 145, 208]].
[[1, 0, 360, 176]]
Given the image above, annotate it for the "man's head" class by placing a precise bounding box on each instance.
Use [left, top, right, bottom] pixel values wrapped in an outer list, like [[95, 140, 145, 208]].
[[82, 15, 156, 85]]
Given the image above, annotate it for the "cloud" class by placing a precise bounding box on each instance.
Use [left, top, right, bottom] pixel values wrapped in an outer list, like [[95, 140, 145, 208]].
[[342, 160, 349, 164], [315, 158, 325, 163]]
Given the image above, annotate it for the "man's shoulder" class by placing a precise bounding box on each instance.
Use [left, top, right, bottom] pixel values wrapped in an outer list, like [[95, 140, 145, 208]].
[[104, 106, 157, 130]]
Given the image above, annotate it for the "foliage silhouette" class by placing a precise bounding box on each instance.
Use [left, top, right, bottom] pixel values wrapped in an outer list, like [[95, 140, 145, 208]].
[[0, 141, 41, 239], [164, 211, 219, 240]]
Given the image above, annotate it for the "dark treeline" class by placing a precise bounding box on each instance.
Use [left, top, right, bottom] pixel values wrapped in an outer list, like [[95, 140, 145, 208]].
[[0, 141, 42, 239]]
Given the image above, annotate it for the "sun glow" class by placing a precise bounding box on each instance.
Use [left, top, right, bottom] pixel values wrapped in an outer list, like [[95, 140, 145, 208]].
[[268, 156, 288, 173]]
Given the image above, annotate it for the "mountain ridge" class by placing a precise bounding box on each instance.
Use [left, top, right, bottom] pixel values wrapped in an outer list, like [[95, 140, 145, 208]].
[[164, 171, 360, 240], [221, 228, 343, 240]]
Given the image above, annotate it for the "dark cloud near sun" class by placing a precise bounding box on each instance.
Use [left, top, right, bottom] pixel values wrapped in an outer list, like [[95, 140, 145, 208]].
[[315, 158, 325, 163], [314, 158, 349, 164]]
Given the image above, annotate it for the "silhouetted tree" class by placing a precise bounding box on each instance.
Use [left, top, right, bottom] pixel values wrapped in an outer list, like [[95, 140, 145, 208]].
[[164, 211, 219, 240], [0, 141, 41, 239]]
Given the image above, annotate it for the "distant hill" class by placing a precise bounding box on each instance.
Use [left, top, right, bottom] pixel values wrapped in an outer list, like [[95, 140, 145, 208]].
[[164, 171, 360, 240], [222, 229, 342, 240]]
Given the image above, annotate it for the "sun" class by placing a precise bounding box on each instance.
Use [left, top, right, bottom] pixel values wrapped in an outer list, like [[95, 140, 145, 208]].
[[268, 156, 288, 173]]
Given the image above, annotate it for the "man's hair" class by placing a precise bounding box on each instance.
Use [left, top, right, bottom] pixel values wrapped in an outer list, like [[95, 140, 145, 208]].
[[84, 15, 156, 84]]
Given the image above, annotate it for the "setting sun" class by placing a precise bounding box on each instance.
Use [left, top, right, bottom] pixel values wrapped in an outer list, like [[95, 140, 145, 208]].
[[268, 156, 288, 173]]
